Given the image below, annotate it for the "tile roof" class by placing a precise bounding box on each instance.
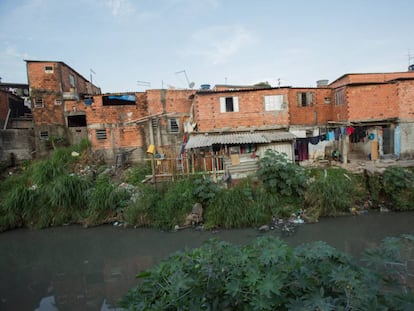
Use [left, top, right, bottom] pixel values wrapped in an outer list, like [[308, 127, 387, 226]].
[[185, 131, 296, 149]]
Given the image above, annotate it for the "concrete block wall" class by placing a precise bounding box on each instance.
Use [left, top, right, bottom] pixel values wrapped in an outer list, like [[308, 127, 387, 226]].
[[399, 122, 414, 159], [0, 129, 34, 164]]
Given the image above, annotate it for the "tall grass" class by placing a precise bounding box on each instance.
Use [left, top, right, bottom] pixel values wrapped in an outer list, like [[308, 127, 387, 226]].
[[205, 180, 267, 229], [86, 175, 131, 224], [304, 168, 359, 218]]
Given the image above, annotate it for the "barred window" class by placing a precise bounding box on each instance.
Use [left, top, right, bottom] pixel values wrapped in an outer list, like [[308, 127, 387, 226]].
[[40, 131, 49, 140], [168, 118, 179, 133], [96, 129, 107, 140]]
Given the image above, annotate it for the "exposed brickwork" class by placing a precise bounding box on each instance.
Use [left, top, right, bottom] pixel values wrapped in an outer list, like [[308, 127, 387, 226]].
[[85, 94, 147, 152], [24, 60, 414, 162], [289, 88, 333, 125], [0, 91, 8, 121], [397, 80, 414, 121], [347, 84, 398, 121], [330, 72, 414, 89], [194, 88, 290, 132]]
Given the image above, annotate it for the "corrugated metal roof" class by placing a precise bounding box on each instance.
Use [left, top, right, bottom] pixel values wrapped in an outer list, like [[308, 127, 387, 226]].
[[261, 131, 297, 142], [185, 131, 296, 149]]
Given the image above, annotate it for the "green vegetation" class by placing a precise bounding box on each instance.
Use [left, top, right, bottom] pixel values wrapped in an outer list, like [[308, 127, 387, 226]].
[[1, 148, 414, 232], [305, 168, 363, 219], [383, 166, 414, 210], [121, 235, 414, 310]]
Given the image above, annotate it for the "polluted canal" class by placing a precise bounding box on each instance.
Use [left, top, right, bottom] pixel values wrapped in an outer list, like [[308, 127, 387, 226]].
[[1, 210, 414, 311]]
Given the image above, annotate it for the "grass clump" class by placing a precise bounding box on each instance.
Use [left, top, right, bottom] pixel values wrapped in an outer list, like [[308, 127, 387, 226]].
[[304, 168, 360, 219]]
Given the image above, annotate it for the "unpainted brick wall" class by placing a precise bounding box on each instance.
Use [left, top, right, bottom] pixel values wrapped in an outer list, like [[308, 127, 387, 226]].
[[194, 89, 290, 132]]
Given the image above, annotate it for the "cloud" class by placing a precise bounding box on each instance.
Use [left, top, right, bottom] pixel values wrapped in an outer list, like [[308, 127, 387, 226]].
[[106, 0, 135, 17], [184, 25, 255, 65]]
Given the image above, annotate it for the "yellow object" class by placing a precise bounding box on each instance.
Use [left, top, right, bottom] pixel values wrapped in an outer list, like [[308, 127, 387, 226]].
[[147, 144, 155, 154]]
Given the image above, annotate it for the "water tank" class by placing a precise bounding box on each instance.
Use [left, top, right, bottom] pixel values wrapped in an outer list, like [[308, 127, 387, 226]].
[[409, 64, 414, 71], [316, 79, 329, 87], [200, 84, 211, 90]]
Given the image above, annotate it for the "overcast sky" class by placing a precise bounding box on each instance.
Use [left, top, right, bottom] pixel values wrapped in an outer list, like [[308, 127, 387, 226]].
[[1, 0, 413, 93]]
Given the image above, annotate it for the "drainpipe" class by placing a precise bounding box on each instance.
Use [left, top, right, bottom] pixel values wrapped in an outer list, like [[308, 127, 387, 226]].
[[149, 118, 154, 145], [3, 109, 11, 129]]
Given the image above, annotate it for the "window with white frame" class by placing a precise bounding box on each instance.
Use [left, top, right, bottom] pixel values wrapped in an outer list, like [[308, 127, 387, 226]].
[[219, 96, 239, 113], [44, 65, 54, 73], [96, 129, 107, 140], [34, 98, 44, 108], [264, 95, 284, 111], [55, 99, 62, 106], [168, 118, 179, 133]]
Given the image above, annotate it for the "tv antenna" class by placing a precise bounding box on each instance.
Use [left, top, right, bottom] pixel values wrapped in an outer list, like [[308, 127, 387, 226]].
[[90, 68, 96, 84], [408, 49, 414, 66], [137, 81, 151, 89], [175, 70, 195, 89]]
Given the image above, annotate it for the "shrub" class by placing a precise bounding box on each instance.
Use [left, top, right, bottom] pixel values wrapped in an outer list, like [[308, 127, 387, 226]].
[[192, 176, 221, 205], [122, 235, 414, 310], [125, 162, 152, 186], [257, 150, 307, 197], [383, 166, 414, 210]]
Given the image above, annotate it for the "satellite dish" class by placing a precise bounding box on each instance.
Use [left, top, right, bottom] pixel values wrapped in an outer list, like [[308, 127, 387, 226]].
[[189, 82, 195, 89]]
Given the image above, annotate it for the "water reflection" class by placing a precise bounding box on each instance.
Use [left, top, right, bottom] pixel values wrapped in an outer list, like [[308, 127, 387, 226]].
[[1, 211, 414, 310]]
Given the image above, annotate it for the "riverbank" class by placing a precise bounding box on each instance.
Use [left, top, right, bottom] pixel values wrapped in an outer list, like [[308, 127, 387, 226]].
[[2, 211, 414, 311], [1, 145, 414, 233]]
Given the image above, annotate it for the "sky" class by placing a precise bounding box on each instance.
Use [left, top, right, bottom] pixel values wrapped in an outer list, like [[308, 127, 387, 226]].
[[1, 0, 414, 93]]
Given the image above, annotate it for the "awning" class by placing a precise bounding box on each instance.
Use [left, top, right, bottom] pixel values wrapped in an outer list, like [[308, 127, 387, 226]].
[[185, 131, 296, 149]]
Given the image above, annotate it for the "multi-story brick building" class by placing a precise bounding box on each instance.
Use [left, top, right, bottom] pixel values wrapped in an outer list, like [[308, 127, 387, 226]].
[[16, 59, 414, 175], [26, 60, 101, 157]]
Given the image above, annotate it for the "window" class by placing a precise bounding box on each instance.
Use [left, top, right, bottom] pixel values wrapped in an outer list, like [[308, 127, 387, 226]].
[[296, 92, 314, 107], [264, 95, 284, 111], [55, 99, 62, 106], [40, 131, 49, 140], [68, 115, 87, 127], [69, 74, 75, 87], [96, 129, 107, 140], [34, 98, 44, 108], [44, 66, 54, 73], [168, 118, 179, 133], [151, 118, 158, 129], [219, 96, 239, 113], [334, 89, 345, 105]]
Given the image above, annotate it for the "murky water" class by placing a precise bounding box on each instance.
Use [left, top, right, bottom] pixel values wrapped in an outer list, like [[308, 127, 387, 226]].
[[1, 211, 414, 311]]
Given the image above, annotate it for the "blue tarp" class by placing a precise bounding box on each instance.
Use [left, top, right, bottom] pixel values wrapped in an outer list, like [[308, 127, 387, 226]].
[[108, 95, 136, 102]]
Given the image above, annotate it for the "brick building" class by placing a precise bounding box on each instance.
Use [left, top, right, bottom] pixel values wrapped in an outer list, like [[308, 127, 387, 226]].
[[26, 60, 101, 157], [18, 59, 414, 173], [329, 71, 414, 160]]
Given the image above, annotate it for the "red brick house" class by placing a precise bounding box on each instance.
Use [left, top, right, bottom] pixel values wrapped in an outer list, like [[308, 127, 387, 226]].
[[26, 60, 101, 156], [20, 59, 414, 173]]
